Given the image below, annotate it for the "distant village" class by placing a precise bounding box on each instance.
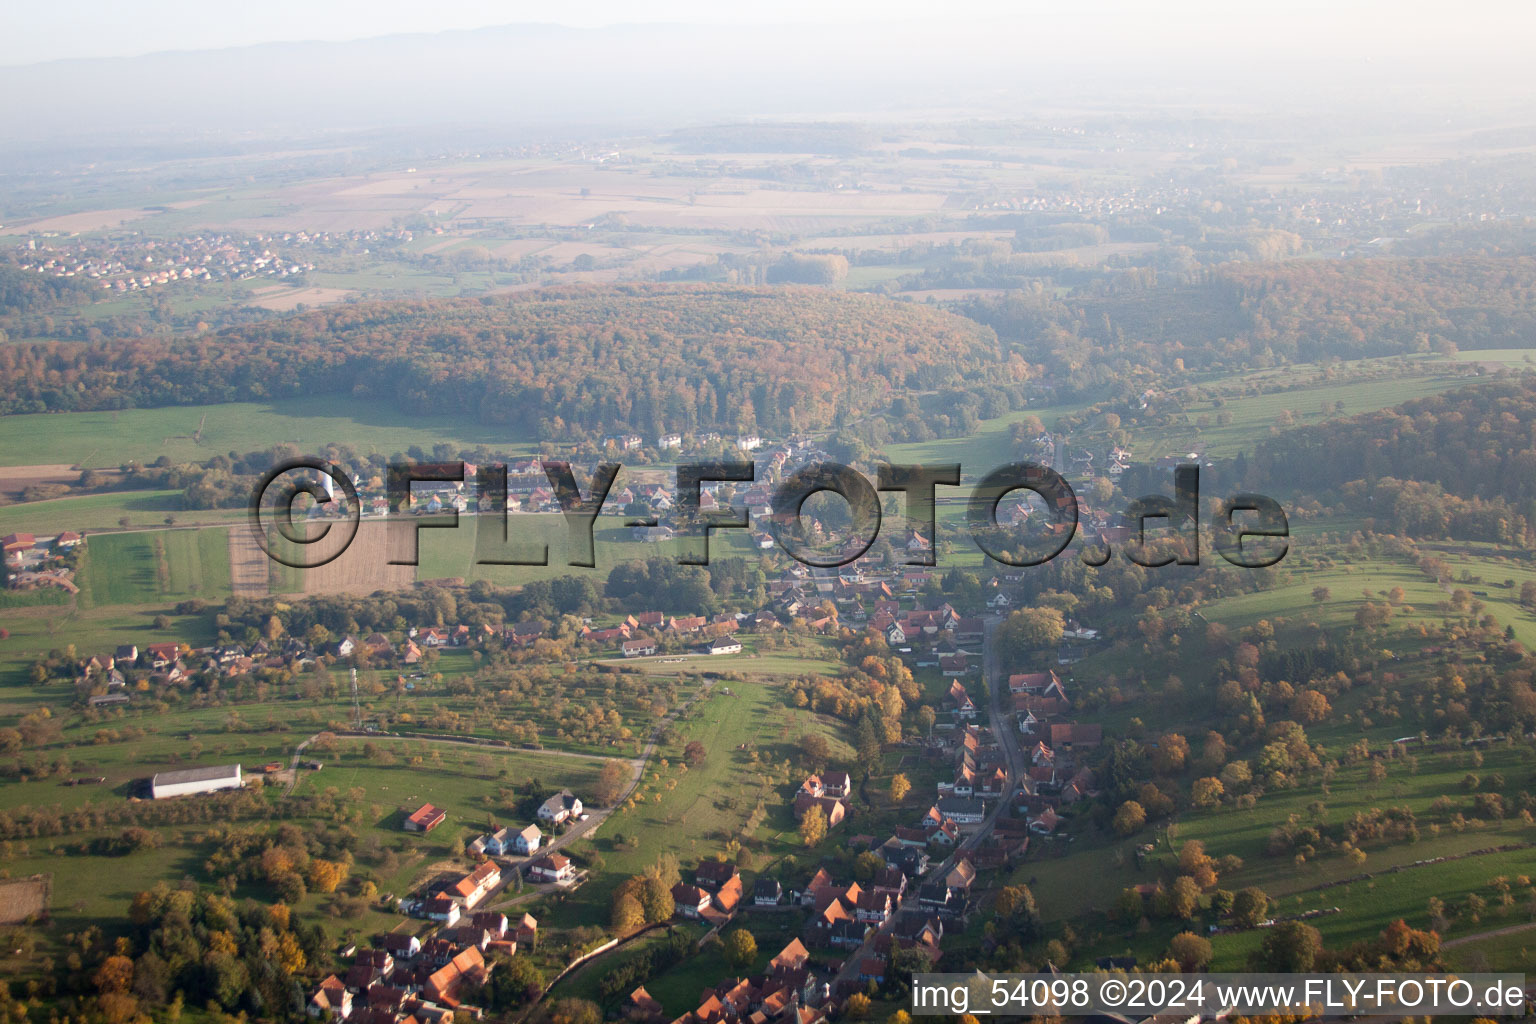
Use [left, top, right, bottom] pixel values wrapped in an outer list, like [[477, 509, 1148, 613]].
[[11, 228, 404, 294]]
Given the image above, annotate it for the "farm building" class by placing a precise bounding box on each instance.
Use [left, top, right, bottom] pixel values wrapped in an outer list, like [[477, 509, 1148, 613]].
[[150, 764, 243, 799], [404, 803, 447, 833]]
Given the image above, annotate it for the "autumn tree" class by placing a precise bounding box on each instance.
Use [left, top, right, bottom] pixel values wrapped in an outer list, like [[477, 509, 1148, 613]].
[[994, 884, 1038, 921], [1112, 800, 1147, 836], [595, 759, 631, 806], [1178, 841, 1219, 890], [1293, 690, 1331, 724], [723, 929, 758, 969], [611, 893, 645, 932], [997, 607, 1066, 659], [1232, 887, 1270, 929], [800, 732, 832, 770], [1153, 732, 1189, 775], [307, 858, 348, 894], [1253, 921, 1323, 972], [1192, 776, 1225, 808], [1163, 876, 1201, 919], [800, 804, 828, 847], [1169, 932, 1214, 971], [890, 773, 911, 802]]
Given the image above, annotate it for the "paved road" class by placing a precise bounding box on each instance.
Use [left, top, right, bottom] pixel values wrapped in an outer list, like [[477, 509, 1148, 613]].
[[828, 615, 1019, 996]]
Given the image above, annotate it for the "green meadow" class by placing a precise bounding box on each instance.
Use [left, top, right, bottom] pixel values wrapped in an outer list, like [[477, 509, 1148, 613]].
[[0, 396, 533, 469], [76, 528, 232, 607], [553, 675, 844, 929]]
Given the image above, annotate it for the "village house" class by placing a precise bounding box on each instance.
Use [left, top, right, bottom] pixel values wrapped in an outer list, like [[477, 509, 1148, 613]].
[[378, 933, 422, 961], [441, 861, 500, 910], [526, 853, 576, 885], [622, 638, 657, 657], [1049, 722, 1103, 750], [793, 776, 848, 829], [700, 634, 742, 655], [536, 789, 583, 825], [307, 976, 352, 1020], [423, 945, 488, 1005], [514, 913, 538, 946], [422, 898, 461, 926], [1008, 670, 1058, 694], [945, 679, 977, 718], [509, 823, 543, 854], [753, 877, 783, 906], [695, 859, 740, 892], [671, 882, 712, 919], [935, 795, 985, 825]]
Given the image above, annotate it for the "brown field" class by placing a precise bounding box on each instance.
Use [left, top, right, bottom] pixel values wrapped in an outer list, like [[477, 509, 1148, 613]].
[[14, 208, 154, 233], [899, 287, 1012, 301], [182, 159, 954, 235], [801, 229, 1016, 251], [228, 523, 269, 598], [296, 519, 413, 596], [0, 463, 85, 498], [0, 875, 49, 924], [245, 285, 355, 311]]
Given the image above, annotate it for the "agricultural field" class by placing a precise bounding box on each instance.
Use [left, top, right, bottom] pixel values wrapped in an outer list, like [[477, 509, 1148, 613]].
[[1134, 364, 1482, 460], [0, 490, 197, 534], [0, 396, 526, 469], [1000, 745, 1536, 974], [75, 528, 232, 607]]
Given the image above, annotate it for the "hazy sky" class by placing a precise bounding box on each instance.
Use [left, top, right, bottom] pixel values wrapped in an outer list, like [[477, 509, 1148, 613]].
[[3, 0, 1531, 144], [8, 0, 1533, 67], [6, 0, 955, 65]]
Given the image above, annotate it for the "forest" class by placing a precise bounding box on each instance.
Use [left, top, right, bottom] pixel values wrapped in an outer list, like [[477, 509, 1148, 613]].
[[0, 284, 1006, 437], [963, 253, 1536, 403], [1251, 379, 1536, 542]]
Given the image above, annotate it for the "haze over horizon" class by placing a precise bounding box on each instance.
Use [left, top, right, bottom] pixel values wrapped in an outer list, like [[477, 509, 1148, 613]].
[[2, 1, 1534, 150]]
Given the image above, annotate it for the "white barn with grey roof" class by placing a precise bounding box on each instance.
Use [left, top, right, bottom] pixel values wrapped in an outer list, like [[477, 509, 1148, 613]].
[[150, 764, 243, 799]]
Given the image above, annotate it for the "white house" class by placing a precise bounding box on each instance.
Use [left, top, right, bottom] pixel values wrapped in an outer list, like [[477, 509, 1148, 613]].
[[511, 823, 542, 855], [702, 635, 742, 655], [475, 823, 540, 857], [307, 976, 352, 1020], [537, 789, 583, 825], [527, 853, 576, 884], [422, 897, 462, 925]]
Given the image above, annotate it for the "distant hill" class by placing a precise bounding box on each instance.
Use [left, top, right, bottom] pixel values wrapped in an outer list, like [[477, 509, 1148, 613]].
[[0, 284, 1004, 438], [1252, 379, 1536, 544]]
